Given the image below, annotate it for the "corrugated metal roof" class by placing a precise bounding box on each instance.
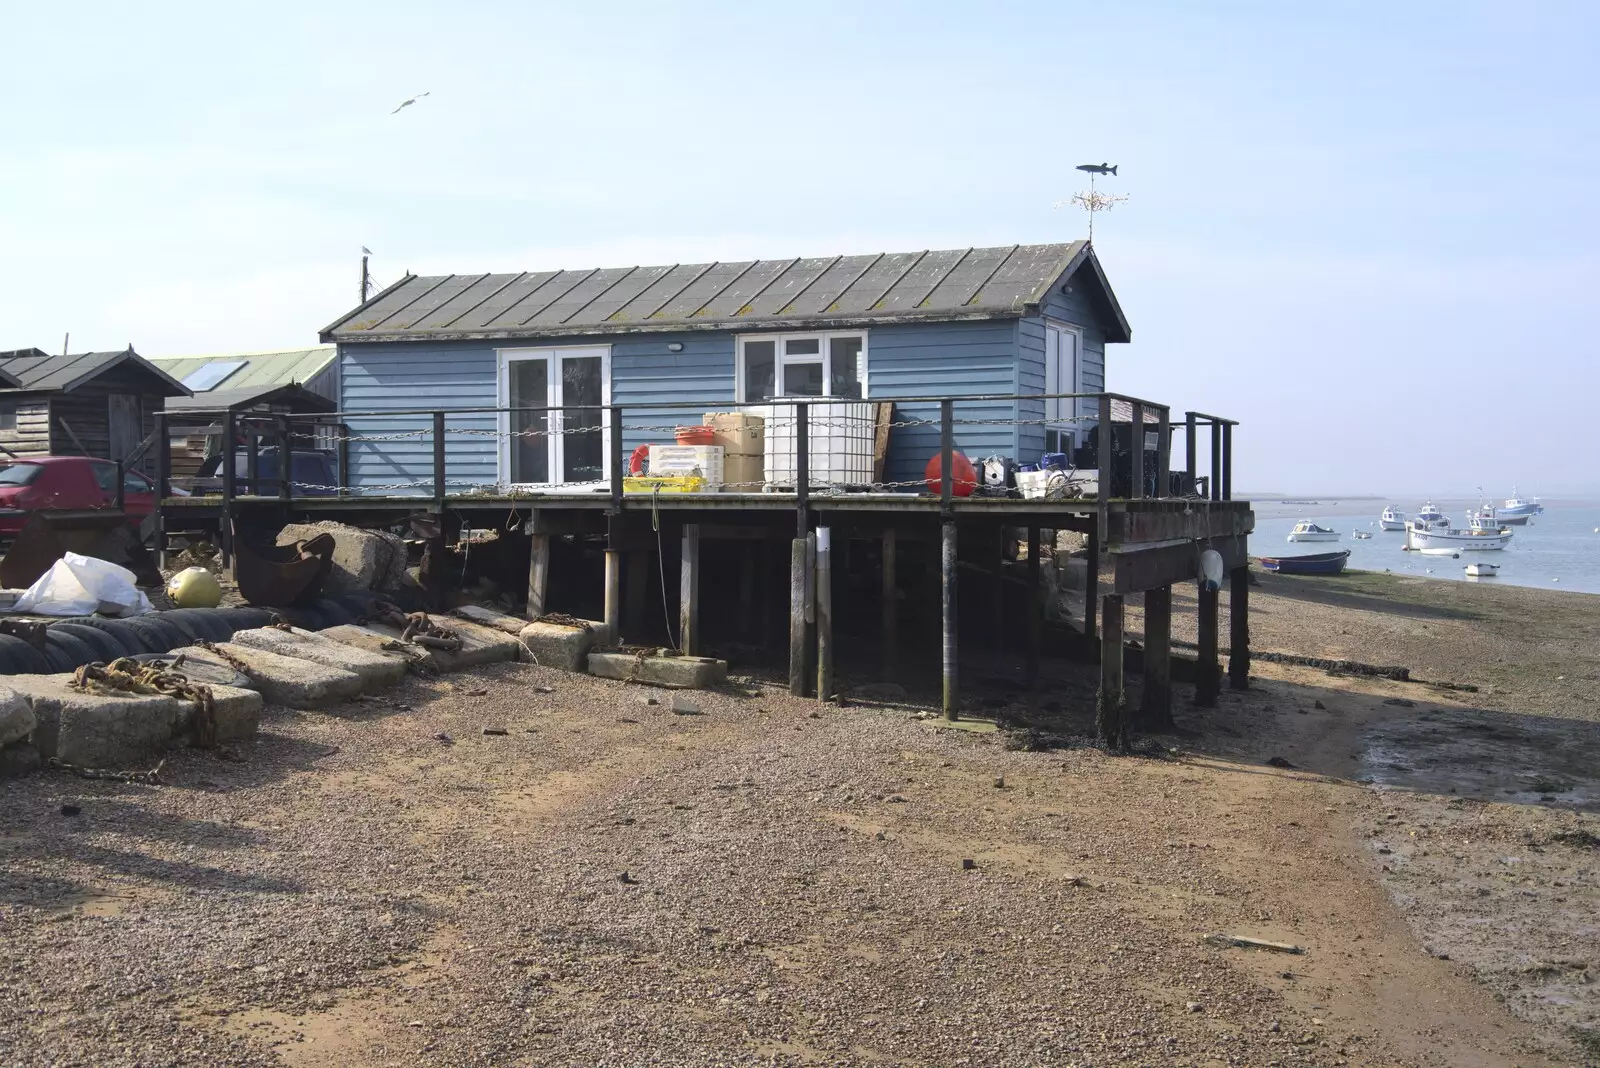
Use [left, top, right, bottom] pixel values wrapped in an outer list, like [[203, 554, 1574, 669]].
[[322, 242, 1101, 343], [0, 348, 190, 396], [149, 347, 336, 393]]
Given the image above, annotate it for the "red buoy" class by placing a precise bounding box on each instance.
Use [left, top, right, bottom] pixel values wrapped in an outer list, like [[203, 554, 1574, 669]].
[[924, 451, 978, 497]]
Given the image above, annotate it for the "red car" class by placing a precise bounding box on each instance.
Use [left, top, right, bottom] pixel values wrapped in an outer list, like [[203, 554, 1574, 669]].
[[0, 456, 157, 536]]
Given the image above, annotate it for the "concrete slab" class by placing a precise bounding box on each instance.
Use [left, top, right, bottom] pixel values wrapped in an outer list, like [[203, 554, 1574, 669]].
[[516, 620, 593, 673], [361, 617, 521, 672], [8, 673, 180, 766], [209, 642, 364, 708], [0, 686, 36, 748], [452, 605, 530, 636], [228, 627, 408, 688], [277, 521, 413, 593], [587, 652, 728, 690], [170, 684, 262, 744]]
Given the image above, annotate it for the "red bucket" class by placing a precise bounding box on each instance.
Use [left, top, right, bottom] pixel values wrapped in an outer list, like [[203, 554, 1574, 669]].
[[675, 425, 715, 445]]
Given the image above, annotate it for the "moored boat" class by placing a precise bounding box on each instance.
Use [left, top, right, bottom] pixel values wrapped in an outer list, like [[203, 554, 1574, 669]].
[[1259, 550, 1350, 575], [1287, 520, 1340, 543], [1414, 501, 1450, 529], [1353, 531, 1373, 539], [1406, 516, 1512, 552], [1499, 490, 1543, 518], [1464, 562, 1499, 577], [1378, 506, 1407, 531]]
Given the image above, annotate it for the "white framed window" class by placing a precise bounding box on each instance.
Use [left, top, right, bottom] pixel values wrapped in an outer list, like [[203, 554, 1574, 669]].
[[1043, 320, 1082, 452], [736, 331, 866, 403], [496, 345, 611, 487]]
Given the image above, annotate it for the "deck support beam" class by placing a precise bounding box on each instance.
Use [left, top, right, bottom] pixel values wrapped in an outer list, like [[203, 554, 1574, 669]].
[[526, 533, 550, 618], [679, 523, 700, 655], [1026, 525, 1041, 695], [1228, 565, 1251, 690], [1096, 593, 1126, 748], [603, 549, 621, 645], [940, 520, 958, 720], [1137, 585, 1174, 730], [815, 527, 833, 701], [1196, 582, 1221, 707], [1083, 522, 1099, 660], [789, 537, 809, 697]]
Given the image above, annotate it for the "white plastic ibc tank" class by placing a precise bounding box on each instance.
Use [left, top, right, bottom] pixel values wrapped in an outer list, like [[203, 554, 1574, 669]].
[[758, 402, 875, 489]]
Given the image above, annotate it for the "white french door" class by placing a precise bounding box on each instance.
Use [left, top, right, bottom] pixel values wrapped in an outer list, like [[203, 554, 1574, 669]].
[[497, 345, 610, 487], [1043, 321, 1081, 452]]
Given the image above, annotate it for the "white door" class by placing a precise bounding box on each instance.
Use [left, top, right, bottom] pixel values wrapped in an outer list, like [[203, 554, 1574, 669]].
[[1043, 321, 1080, 451], [498, 346, 610, 487]]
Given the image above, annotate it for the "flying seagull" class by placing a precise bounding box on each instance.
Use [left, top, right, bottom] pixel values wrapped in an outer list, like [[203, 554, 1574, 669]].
[[1076, 163, 1118, 176], [391, 92, 430, 114]]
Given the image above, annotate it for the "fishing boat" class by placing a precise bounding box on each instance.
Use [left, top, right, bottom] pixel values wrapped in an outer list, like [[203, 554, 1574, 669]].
[[1464, 562, 1499, 577], [1414, 501, 1450, 529], [1258, 550, 1350, 575], [1406, 516, 1512, 552], [1378, 506, 1407, 531], [1499, 490, 1543, 519], [1287, 521, 1340, 543], [1468, 506, 1508, 533]]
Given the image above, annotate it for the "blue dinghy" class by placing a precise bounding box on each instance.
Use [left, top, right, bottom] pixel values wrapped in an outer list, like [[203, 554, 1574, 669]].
[[1258, 550, 1350, 575]]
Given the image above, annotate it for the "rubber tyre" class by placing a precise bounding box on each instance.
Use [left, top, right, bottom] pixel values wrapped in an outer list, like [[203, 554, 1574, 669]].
[[122, 615, 182, 654], [217, 607, 274, 632], [166, 609, 231, 643], [334, 592, 381, 619], [155, 611, 202, 645], [313, 599, 354, 628], [0, 634, 51, 675], [43, 630, 96, 672], [74, 618, 156, 656], [50, 623, 127, 664]]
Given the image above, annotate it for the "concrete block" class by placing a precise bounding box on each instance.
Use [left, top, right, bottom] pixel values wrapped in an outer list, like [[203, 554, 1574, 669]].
[[9, 673, 180, 766], [587, 652, 728, 690], [209, 642, 364, 708], [516, 621, 594, 673], [318, 624, 441, 671], [0, 742, 41, 778], [453, 605, 530, 636], [277, 521, 413, 593], [0, 686, 36, 748], [168, 683, 262, 744], [361, 617, 521, 672], [228, 627, 408, 688]]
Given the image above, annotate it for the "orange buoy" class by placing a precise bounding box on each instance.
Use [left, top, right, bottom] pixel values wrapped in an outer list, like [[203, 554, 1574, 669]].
[[924, 451, 978, 497]]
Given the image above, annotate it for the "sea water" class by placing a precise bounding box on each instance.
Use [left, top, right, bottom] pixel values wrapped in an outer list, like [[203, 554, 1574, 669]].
[[1251, 499, 1600, 594]]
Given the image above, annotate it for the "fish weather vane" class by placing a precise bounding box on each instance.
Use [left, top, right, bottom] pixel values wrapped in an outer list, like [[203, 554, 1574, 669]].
[[1055, 163, 1128, 241]]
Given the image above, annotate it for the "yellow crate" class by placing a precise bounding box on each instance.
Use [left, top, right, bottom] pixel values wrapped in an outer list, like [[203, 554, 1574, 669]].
[[623, 475, 710, 495]]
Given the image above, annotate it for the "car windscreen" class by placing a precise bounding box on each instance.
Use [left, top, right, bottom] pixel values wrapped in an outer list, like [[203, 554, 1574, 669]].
[[0, 463, 43, 486]]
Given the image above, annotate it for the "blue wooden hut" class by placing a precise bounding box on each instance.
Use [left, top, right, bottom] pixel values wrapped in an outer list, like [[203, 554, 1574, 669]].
[[318, 241, 1129, 493]]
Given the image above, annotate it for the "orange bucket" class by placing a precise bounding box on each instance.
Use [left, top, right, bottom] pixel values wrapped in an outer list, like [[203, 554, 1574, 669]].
[[675, 425, 715, 445]]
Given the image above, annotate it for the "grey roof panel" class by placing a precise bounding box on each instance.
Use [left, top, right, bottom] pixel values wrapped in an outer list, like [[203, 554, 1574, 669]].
[[320, 242, 1108, 340], [0, 348, 189, 396]]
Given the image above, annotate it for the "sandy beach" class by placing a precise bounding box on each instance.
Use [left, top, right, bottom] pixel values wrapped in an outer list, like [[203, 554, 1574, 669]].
[[1, 571, 1596, 1066]]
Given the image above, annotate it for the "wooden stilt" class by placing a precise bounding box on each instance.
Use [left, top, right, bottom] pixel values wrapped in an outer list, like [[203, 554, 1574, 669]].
[[1138, 585, 1174, 730], [1197, 582, 1220, 706], [815, 527, 833, 700], [526, 533, 550, 617], [1026, 525, 1041, 695], [941, 520, 958, 721], [1228, 566, 1251, 690], [603, 549, 621, 645], [679, 524, 700, 655], [1096, 593, 1126, 748], [789, 537, 808, 697], [881, 528, 898, 681], [1083, 522, 1099, 659]]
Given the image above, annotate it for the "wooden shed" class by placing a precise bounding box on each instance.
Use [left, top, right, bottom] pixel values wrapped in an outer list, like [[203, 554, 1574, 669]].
[[0, 347, 191, 472]]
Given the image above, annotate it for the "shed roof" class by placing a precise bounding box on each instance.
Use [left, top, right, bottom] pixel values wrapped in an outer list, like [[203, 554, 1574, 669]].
[[322, 242, 1130, 343], [0, 347, 190, 397], [149, 347, 336, 394], [167, 382, 338, 414]]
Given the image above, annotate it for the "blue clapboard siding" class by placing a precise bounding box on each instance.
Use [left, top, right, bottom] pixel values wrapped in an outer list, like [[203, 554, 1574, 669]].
[[610, 333, 735, 457], [1016, 272, 1110, 462], [867, 321, 1020, 487]]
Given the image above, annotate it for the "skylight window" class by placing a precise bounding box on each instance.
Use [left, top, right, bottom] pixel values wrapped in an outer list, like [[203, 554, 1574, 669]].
[[181, 360, 246, 391]]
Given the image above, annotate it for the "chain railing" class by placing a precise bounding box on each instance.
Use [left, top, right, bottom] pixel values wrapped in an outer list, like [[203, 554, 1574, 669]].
[[154, 392, 1239, 519]]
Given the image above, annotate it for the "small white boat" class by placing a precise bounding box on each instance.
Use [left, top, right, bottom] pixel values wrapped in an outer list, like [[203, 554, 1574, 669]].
[[1352, 531, 1373, 539], [1419, 547, 1460, 557], [1464, 562, 1499, 577], [1378, 506, 1407, 531], [1288, 521, 1341, 543], [1406, 516, 1512, 552]]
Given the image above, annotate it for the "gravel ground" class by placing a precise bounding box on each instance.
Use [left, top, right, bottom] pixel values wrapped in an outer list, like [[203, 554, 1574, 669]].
[[0, 629, 1575, 1066]]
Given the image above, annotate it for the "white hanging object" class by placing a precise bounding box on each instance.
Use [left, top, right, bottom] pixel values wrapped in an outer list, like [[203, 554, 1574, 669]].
[[1198, 548, 1224, 593]]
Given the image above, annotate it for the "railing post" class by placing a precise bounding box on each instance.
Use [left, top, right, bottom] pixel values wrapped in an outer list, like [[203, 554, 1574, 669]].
[[794, 402, 809, 538], [245, 418, 260, 497], [1156, 407, 1171, 499], [1129, 402, 1145, 499], [337, 422, 351, 496], [1209, 421, 1222, 502], [154, 411, 170, 500], [609, 404, 624, 511], [115, 459, 125, 513], [433, 411, 447, 508], [939, 398, 954, 514], [1184, 412, 1197, 496], [1221, 422, 1233, 501], [221, 409, 236, 571], [278, 414, 291, 501]]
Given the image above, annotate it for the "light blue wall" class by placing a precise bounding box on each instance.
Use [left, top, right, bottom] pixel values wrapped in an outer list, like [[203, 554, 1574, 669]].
[[1017, 272, 1111, 463]]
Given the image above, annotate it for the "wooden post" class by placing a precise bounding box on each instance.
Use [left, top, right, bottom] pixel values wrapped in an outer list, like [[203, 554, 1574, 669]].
[[1083, 522, 1099, 658], [245, 420, 260, 497], [433, 410, 447, 508], [278, 414, 292, 501], [1209, 422, 1222, 503], [1138, 585, 1174, 729], [789, 537, 808, 697], [625, 551, 648, 638], [1228, 565, 1250, 690], [1129, 402, 1145, 499], [1026, 525, 1041, 694], [1096, 594, 1125, 748], [526, 532, 550, 618], [940, 520, 958, 720], [1221, 422, 1234, 501], [679, 523, 700, 655], [1197, 583, 1220, 706], [603, 549, 621, 645], [815, 526, 833, 700], [1184, 412, 1197, 496], [220, 409, 236, 571], [794, 402, 809, 538], [1156, 407, 1171, 499], [939, 400, 954, 514], [881, 528, 898, 681]]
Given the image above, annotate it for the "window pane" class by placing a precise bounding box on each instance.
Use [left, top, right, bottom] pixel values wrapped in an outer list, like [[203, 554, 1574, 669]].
[[784, 338, 820, 357], [742, 340, 775, 402], [828, 336, 863, 398], [89, 463, 116, 492], [509, 358, 549, 484], [783, 362, 823, 396], [561, 356, 604, 484]]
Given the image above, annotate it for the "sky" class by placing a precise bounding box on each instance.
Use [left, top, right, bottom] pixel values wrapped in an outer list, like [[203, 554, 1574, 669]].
[[3, 0, 1596, 496]]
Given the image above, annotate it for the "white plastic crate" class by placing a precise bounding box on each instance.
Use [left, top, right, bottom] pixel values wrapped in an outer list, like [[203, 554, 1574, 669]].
[[757, 402, 875, 489], [647, 444, 724, 488]]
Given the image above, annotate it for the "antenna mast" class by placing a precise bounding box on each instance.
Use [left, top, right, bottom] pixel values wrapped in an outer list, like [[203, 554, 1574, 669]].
[[1056, 163, 1128, 242]]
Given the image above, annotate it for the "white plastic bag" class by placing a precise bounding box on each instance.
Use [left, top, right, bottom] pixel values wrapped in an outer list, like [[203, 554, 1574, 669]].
[[12, 552, 153, 617]]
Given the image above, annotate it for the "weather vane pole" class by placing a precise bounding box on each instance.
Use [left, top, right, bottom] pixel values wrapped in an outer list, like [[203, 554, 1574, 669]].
[[1056, 163, 1127, 242]]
